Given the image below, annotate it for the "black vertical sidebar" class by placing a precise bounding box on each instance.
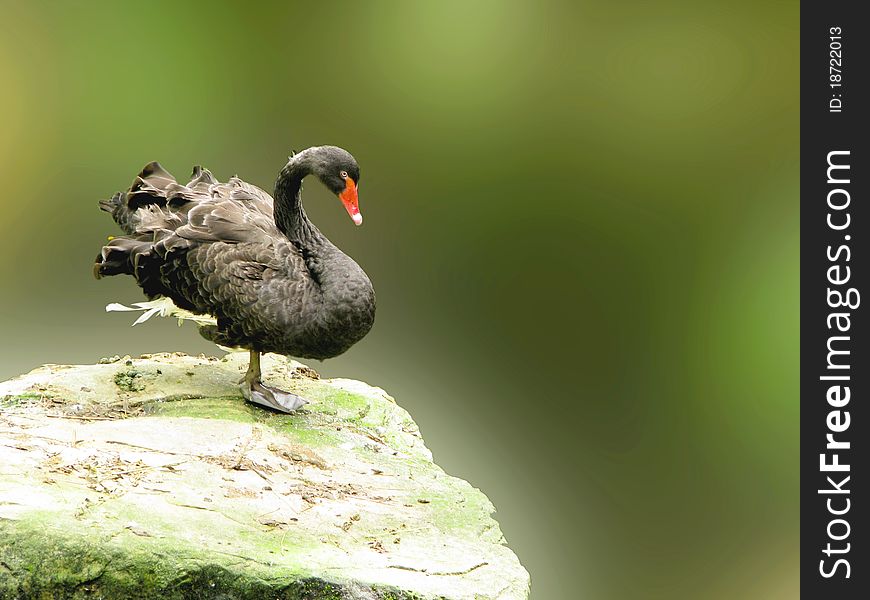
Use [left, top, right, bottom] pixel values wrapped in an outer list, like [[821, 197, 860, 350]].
[[802, 2, 868, 598]]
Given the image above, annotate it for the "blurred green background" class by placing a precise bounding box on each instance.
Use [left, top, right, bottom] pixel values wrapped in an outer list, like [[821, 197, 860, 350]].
[[0, 1, 797, 597]]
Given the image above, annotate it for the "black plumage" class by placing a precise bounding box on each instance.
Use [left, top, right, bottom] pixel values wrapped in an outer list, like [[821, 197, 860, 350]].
[[94, 146, 375, 412]]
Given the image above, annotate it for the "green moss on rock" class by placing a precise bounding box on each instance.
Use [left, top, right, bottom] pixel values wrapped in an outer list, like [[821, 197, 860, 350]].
[[1, 520, 423, 599], [113, 369, 147, 392]]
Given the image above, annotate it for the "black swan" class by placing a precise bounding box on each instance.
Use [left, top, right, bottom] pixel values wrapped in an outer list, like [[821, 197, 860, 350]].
[[94, 146, 376, 413]]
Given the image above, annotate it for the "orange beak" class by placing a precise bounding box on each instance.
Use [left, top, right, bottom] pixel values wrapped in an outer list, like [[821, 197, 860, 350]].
[[339, 178, 362, 225]]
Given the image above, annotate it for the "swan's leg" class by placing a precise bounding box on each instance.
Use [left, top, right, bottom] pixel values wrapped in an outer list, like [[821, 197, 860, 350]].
[[240, 350, 308, 413], [240, 350, 262, 386]]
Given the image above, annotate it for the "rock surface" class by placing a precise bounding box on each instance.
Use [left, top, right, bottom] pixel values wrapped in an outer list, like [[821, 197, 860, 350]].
[[0, 352, 529, 599]]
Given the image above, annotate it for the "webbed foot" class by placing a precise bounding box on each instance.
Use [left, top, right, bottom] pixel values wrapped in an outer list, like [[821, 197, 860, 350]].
[[241, 380, 308, 413], [239, 350, 308, 413]]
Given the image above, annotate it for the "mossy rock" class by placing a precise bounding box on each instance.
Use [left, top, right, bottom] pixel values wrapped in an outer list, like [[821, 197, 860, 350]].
[[0, 352, 529, 599]]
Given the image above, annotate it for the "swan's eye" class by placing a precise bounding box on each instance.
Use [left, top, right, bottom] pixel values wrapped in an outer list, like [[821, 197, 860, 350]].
[[339, 170, 348, 179]]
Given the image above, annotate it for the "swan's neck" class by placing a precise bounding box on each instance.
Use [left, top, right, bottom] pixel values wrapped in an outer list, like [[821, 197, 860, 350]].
[[272, 151, 375, 342], [273, 151, 351, 286], [274, 152, 322, 244]]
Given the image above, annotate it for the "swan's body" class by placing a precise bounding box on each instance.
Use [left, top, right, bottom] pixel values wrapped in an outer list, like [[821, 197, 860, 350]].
[[94, 146, 375, 411]]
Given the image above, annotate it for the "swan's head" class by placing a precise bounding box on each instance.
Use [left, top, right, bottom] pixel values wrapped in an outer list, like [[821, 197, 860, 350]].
[[306, 146, 362, 226]]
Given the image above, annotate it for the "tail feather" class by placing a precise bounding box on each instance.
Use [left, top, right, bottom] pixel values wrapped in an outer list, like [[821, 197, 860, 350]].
[[94, 160, 232, 304], [94, 235, 174, 303], [93, 237, 151, 279], [98, 191, 122, 214], [99, 161, 221, 235], [98, 192, 134, 234], [94, 161, 208, 298]]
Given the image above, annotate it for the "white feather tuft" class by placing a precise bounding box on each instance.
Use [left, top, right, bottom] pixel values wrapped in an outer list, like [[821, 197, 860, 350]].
[[105, 298, 217, 327]]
